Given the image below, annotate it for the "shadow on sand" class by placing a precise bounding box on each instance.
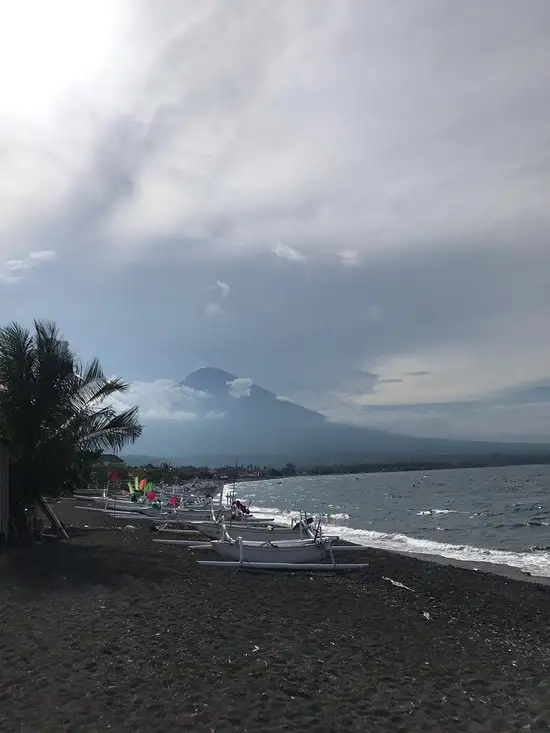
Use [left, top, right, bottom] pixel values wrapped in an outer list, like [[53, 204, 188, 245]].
[[0, 529, 184, 591]]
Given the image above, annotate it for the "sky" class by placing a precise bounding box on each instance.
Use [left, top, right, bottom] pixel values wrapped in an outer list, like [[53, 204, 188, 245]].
[[1, 0, 550, 445]]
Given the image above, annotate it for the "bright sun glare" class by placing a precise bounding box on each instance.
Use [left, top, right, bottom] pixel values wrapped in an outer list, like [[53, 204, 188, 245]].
[[0, 0, 121, 119]]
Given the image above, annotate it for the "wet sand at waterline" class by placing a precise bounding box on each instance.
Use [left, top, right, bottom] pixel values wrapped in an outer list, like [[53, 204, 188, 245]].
[[0, 500, 549, 732]]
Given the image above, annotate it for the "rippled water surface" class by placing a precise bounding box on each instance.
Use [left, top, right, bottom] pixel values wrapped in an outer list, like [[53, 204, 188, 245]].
[[234, 464, 550, 576]]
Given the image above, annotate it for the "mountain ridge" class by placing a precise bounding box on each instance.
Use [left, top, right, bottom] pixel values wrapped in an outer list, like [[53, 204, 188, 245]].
[[131, 367, 550, 465]]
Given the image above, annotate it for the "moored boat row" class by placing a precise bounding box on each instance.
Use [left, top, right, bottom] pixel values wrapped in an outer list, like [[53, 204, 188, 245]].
[[76, 479, 369, 572], [155, 508, 369, 572]]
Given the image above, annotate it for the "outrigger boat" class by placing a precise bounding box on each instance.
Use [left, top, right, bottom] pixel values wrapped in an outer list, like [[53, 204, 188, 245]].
[[190, 522, 311, 542], [74, 476, 224, 507], [196, 535, 368, 571], [76, 481, 273, 528], [156, 516, 369, 572], [187, 513, 316, 542], [154, 519, 316, 545], [75, 476, 227, 519]]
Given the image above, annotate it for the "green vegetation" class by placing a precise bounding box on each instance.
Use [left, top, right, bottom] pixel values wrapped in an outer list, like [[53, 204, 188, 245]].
[[0, 320, 142, 539], [116, 454, 550, 484]]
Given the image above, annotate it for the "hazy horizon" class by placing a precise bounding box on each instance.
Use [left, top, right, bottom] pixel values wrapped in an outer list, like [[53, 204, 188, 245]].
[[2, 1, 550, 448]]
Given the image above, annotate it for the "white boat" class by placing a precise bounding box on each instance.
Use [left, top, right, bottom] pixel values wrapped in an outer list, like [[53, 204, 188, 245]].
[[75, 477, 223, 510], [191, 519, 282, 541], [211, 537, 324, 563], [209, 532, 364, 562], [74, 494, 134, 508], [94, 496, 213, 511], [75, 505, 178, 520], [196, 536, 369, 571], [153, 506, 369, 571], [75, 489, 227, 519], [76, 505, 219, 521]]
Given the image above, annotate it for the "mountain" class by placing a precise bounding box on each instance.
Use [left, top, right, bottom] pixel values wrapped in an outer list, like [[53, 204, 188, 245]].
[[184, 367, 326, 428], [127, 367, 550, 466]]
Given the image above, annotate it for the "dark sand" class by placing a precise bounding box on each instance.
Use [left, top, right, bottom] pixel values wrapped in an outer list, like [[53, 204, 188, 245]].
[[1, 500, 550, 732]]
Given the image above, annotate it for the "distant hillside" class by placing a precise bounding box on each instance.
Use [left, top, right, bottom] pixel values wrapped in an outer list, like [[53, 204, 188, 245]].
[[129, 367, 550, 466]]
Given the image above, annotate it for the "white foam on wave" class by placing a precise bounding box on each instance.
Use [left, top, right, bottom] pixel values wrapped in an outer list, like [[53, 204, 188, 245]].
[[331, 525, 550, 578], [249, 507, 349, 523], [323, 512, 351, 521], [248, 501, 550, 578], [250, 507, 309, 522], [416, 509, 464, 516]]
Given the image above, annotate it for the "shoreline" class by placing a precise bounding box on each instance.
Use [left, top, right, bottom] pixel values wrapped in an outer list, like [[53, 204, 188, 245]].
[[68, 497, 550, 587], [408, 550, 550, 586], [227, 479, 550, 585], [2, 501, 550, 731], [45, 498, 550, 589]]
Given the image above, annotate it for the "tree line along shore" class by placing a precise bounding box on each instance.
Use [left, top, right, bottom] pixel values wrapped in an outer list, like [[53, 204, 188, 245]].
[[98, 453, 550, 488]]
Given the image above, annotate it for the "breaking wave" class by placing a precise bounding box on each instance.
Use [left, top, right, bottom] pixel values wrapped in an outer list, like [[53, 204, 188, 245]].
[[250, 503, 550, 578], [416, 509, 466, 516]]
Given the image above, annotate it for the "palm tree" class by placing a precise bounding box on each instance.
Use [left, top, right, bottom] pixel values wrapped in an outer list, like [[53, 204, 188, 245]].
[[0, 320, 142, 536]]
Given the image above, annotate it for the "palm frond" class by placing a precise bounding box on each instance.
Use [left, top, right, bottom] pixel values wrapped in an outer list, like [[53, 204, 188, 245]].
[[80, 406, 143, 453], [0, 320, 143, 506]]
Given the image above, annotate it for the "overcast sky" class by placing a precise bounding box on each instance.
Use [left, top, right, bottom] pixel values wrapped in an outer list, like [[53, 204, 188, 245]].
[[1, 0, 550, 443]]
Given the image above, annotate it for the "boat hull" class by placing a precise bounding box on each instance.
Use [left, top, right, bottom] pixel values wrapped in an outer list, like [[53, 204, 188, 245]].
[[192, 521, 295, 541], [211, 539, 324, 564]]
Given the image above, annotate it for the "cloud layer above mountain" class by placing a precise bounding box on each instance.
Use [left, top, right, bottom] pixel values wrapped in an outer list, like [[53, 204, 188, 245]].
[[1, 0, 550, 444]]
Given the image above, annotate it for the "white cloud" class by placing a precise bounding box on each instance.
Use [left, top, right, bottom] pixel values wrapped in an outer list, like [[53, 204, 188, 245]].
[[216, 280, 230, 297], [27, 250, 56, 262], [88, 1, 550, 266], [2, 1, 550, 443], [226, 377, 253, 398], [338, 250, 359, 267], [0, 1, 549, 269], [205, 410, 227, 419], [205, 302, 223, 316], [1, 250, 56, 282], [111, 379, 199, 422], [179, 384, 211, 401], [272, 244, 306, 263]]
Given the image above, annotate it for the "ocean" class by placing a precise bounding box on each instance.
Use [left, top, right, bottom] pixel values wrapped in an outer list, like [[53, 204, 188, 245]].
[[230, 463, 550, 578]]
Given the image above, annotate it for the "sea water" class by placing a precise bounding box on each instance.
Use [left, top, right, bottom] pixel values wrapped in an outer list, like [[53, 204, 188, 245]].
[[227, 463, 550, 577]]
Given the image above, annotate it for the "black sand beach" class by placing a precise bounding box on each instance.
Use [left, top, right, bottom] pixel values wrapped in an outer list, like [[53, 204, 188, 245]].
[[1, 500, 550, 732]]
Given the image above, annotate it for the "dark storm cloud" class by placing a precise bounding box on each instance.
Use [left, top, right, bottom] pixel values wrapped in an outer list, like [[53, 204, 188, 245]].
[[1, 1, 550, 441]]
